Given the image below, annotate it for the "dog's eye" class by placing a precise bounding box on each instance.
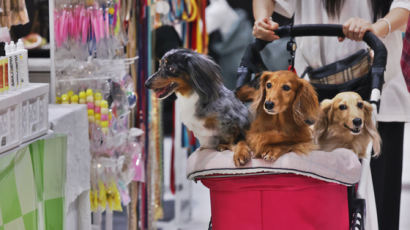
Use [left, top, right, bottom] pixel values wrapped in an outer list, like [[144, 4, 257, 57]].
[[282, 85, 290, 91], [266, 83, 272, 88], [357, 102, 363, 109], [167, 66, 175, 73], [339, 104, 347, 110]]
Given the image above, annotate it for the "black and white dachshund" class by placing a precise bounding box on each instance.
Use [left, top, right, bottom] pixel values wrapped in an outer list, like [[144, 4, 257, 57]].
[[145, 49, 250, 153]]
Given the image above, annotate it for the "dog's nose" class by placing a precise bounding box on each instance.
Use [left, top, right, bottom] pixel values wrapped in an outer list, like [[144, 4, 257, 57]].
[[145, 79, 152, 89], [264, 101, 275, 110], [353, 118, 362, 127]]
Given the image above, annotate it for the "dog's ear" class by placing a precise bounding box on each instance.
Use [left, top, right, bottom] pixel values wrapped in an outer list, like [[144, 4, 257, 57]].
[[293, 79, 320, 125], [186, 54, 223, 104], [314, 99, 333, 143], [363, 101, 381, 157], [250, 72, 269, 114], [235, 85, 258, 102], [320, 99, 334, 121]]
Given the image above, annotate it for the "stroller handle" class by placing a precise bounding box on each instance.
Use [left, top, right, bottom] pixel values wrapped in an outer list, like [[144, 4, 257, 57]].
[[236, 24, 387, 103]]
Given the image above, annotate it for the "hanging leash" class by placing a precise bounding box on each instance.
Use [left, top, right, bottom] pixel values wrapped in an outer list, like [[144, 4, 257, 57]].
[[286, 16, 296, 73]]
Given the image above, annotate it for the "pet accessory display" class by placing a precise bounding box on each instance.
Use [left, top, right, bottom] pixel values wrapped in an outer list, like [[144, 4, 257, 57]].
[[53, 0, 127, 59], [50, 0, 141, 228], [55, 78, 141, 229]]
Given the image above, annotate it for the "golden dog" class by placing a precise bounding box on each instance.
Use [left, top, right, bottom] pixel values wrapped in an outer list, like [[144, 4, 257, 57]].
[[314, 92, 381, 158]]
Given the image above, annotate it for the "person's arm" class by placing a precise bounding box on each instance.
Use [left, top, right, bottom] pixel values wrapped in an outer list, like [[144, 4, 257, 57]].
[[252, 0, 280, 41], [342, 7, 409, 41], [374, 8, 409, 36]]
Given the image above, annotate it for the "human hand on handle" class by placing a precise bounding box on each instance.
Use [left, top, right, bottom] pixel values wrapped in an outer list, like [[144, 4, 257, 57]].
[[340, 8, 409, 42], [339, 17, 389, 42], [252, 17, 280, 41]]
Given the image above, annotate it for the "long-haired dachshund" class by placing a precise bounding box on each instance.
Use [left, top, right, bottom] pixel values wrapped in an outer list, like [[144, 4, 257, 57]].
[[314, 92, 381, 158], [145, 49, 250, 152], [234, 71, 320, 166]]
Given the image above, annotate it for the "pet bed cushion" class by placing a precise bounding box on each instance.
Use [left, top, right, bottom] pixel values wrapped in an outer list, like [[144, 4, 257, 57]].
[[187, 148, 361, 185]]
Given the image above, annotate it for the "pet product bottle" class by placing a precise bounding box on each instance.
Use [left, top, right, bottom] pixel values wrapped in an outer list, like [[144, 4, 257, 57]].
[[0, 57, 3, 94], [8, 42, 20, 88], [0, 42, 6, 93], [16, 39, 29, 86], [2, 48, 9, 93], [4, 43, 16, 90]]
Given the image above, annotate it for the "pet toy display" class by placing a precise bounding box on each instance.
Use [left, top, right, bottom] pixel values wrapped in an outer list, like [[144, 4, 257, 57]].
[[89, 127, 144, 212], [56, 75, 141, 214], [145, 49, 250, 153], [52, 0, 140, 223], [46, 0, 215, 228], [234, 71, 320, 166], [53, 0, 130, 59], [314, 92, 381, 158]]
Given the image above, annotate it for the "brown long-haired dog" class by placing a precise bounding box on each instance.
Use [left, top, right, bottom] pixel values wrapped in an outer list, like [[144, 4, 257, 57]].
[[233, 71, 320, 166], [314, 92, 381, 158]]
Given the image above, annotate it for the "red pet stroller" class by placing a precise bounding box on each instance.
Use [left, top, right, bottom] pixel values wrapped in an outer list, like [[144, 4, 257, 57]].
[[187, 24, 387, 230]]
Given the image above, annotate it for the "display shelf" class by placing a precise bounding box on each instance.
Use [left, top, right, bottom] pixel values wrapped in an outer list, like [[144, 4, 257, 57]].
[[0, 83, 49, 154]]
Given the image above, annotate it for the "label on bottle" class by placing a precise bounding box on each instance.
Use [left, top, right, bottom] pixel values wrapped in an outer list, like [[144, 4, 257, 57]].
[[14, 55, 19, 87], [4, 59, 9, 89], [9, 56, 16, 89], [18, 54, 26, 85], [0, 59, 3, 92], [8, 56, 15, 88]]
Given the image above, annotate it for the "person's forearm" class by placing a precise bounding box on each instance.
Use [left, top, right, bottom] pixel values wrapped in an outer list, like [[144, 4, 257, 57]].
[[253, 0, 275, 22], [373, 8, 409, 37]]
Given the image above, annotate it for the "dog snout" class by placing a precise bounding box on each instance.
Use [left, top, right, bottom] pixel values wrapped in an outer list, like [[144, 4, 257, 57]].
[[145, 79, 152, 88], [264, 101, 275, 110], [353, 118, 362, 127], [145, 74, 156, 89]]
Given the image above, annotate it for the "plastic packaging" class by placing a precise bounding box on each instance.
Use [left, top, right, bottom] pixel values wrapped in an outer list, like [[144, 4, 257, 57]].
[[128, 128, 145, 182]]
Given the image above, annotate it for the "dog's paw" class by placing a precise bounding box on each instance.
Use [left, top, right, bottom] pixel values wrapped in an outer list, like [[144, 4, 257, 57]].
[[233, 145, 251, 167], [216, 144, 231, 152], [261, 151, 277, 161], [199, 147, 207, 151]]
